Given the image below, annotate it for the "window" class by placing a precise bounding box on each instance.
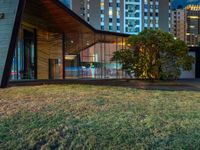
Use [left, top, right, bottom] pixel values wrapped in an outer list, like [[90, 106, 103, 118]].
[[101, 25, 104, 30], [109, 9, 113, 16], [117, 26, 120, 31], [109, 26, 113, 31]]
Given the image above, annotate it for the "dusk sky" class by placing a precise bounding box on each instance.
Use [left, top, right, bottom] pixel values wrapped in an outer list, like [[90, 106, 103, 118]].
[[172, 0, 200, 8]]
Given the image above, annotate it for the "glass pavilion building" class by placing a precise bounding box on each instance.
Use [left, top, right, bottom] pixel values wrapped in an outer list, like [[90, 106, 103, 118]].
[[0, 0, 129, 87]]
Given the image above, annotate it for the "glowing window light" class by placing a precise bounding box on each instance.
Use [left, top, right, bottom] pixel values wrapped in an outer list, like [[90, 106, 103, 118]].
[[109, 10, 113, 16]]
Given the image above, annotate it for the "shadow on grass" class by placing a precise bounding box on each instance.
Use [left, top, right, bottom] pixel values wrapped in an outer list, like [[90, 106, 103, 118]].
[[1, 109, 200, 150]]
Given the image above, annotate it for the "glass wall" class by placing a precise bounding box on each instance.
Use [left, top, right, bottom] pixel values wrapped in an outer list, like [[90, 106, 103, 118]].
[[11, 29, 127, 81], [80, 43, 121, 79], [11, 27, 36, 80], [64, 33, 127, 79]]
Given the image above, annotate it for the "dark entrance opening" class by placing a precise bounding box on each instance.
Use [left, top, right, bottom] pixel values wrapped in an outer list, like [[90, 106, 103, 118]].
[[195, 50, 200, 78], [23, 29, 35, 79]]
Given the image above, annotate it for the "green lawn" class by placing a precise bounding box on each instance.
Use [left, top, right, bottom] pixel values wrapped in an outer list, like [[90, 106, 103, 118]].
[[1, 85, 200, 149]]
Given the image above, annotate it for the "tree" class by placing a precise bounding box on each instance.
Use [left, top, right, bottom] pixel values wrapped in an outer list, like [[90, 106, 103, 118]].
[[112, 29, 195, 80]]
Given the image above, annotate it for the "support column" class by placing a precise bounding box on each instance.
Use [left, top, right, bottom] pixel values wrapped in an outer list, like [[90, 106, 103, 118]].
[[62, 33, 65, 79]]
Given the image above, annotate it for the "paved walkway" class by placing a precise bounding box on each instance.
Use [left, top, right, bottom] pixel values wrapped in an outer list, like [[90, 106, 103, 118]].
[[9, 79, 200, 91]]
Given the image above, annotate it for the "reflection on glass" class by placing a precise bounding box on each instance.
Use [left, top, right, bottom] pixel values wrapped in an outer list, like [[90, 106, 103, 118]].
[[11, 28, 35, 80], [64, 40, 125, 79]]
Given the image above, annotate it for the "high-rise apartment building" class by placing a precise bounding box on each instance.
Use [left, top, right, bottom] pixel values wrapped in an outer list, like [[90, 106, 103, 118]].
[[60, 0, 171, 34], [171, 9, 187, 42], [124, 0, 171, 34], [68, 0, 124, 32], [124, 0, 142, 34], [186, 5, 200, 46]]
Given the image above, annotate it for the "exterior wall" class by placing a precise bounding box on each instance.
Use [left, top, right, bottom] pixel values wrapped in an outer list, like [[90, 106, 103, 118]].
[[171, 9, 187, 42], [159, 0, 171, 32], [186, 5, 200, 46], [88, 0, 100, 30], [0, 0, 20, 87]]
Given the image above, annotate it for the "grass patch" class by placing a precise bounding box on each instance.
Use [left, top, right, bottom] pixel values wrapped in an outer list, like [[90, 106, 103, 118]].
[[1, 85, 200, 149]]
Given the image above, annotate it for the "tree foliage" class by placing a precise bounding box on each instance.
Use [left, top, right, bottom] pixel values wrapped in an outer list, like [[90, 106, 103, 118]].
[[112, 29, 195, 80]]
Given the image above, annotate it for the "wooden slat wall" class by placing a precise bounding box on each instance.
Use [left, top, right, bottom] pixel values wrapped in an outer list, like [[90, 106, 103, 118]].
[[37, 30, 63, 79]]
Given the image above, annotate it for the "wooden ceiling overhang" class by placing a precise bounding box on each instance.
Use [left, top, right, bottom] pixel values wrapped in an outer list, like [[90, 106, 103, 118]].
[[23, 0, 129, 44]]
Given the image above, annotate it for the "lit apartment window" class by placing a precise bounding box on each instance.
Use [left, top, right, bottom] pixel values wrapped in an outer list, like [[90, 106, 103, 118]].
[[109, 9, 113, 16], [100, 1, 104, 9], [117, 10, 120, 17], [100, 2, 104, 7]]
